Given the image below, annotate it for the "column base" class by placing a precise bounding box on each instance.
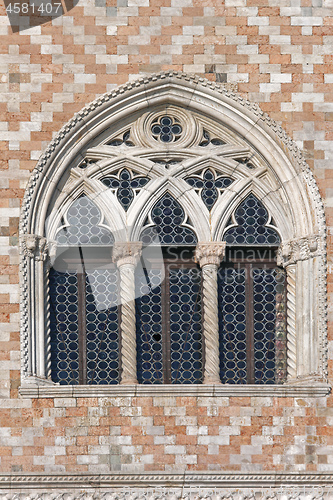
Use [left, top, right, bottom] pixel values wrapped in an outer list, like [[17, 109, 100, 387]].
[[120, 378, 138, 385], [203, 376, 221, 385]]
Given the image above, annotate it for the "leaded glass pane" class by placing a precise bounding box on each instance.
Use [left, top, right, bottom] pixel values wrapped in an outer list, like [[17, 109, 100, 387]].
[[170, 268, 203, 384], [85, 269, 120, 385], [135, 269, 163, 384], [185, 169, 233, 210], [56, 196, 114, 246], [224, 194, 280, 246], [49, 269, 80, 385], [140, 194, 197, 246], [218, 268, 247, 384], [49, 267, 120, 385], [253, 268, 280, 384]]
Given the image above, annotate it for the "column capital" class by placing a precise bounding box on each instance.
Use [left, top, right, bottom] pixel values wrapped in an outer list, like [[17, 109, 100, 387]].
[[194, 242, 226, 268], [112, 242, 142, 268], [22, 234, 49, 261], [276, 235, 324, 268]]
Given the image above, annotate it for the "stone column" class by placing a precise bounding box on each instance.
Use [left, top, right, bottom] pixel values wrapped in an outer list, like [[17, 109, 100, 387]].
[[194, 242, 226, 384], [277, 235, 324, 382], [113, 242, 142, 385], [22, 234, 49, 380]]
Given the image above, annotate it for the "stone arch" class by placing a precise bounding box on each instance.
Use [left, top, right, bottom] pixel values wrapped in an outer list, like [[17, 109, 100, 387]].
[[20, 71, 328, 390]]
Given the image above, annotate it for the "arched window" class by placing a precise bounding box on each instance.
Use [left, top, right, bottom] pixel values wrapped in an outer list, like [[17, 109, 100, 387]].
[[19, 73, 329, 397]]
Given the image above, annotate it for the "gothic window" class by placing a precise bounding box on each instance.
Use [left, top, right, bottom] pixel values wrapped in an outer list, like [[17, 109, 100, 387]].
[[20, 74, 328, 396]]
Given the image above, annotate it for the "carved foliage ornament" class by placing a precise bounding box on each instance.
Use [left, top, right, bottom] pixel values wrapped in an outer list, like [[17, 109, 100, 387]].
[[277, 235, 324, 268], [21, 234, 49, 262]]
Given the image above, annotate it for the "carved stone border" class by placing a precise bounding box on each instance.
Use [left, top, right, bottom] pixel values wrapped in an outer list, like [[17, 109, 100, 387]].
[[1, 472, 333, 490], [19, 71, 328, 386]]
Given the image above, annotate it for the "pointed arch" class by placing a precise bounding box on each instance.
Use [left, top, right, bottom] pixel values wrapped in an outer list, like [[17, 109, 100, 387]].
[[20, 71, 328, 392]]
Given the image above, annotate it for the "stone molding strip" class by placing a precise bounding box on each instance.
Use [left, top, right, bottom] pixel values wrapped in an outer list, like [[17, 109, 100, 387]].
[[1, 472, 333, 490], [19, 382, 331, 398]]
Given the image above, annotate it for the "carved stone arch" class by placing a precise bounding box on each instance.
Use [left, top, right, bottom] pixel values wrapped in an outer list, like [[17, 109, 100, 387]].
[[128, 181, 211, 243], [212, 180, 291, 243], [45, 179, 125, 243], [20, 71, 328, 390]]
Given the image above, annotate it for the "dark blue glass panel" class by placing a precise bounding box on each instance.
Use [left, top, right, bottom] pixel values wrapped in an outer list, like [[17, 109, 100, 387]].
[[185, 169, 233, 210], [102, 168, 149, 211], [135, 269, 163, 384], [253, 268, 278, 384], [85, 269, 120, 385], [218, 268, 247, 384], [224, 194, 280, 246], [151, 116, 182, 143], [140, 194, 197, 246], [49, 269, 79, 385], [170, 268, 203, 384], [56, 196, 114, 246]]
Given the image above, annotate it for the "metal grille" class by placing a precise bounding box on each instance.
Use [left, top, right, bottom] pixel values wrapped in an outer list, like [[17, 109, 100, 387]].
[[140, 194, 197, 246], [185, 168, 233, 210], [224, 194, 280, 246], [56, 196, 114, 246], [102, 168, 149, 211], [49, 269, 80, 384], [218, 268, 247, 384], [169, 267, 203, 384], [49, 267, 120, 385], [85, 269, 120, 385], [136, 269, 163, 384]]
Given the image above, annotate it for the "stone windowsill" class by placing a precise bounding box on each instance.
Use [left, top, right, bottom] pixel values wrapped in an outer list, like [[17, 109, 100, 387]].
[[19, 381, 331, 398]]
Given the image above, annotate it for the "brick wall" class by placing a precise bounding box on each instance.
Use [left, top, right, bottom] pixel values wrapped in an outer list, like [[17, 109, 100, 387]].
[[0, 0, 333, 475]]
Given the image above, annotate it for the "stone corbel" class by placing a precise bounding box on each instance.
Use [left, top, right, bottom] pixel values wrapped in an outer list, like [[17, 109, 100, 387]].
[[21, 234, 49, 262], [276, 234, 324, 268]]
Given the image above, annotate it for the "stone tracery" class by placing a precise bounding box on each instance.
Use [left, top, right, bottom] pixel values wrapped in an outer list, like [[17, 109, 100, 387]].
[[19, 72, 329, 394]]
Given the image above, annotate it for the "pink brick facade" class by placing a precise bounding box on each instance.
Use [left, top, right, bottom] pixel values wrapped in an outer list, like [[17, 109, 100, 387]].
[[1, 0, 333, 495]]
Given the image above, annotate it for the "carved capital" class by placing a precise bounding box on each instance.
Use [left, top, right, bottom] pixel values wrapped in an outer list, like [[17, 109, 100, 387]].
[[194, 242, 226, 268], [113, 242, 142, 268], [277, 235, 324, 268], [22, 234, 49, 262]]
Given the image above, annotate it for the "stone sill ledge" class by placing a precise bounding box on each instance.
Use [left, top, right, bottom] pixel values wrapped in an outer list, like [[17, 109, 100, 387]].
[[19, 382, 331, 398], [1, 472, 333, 489]]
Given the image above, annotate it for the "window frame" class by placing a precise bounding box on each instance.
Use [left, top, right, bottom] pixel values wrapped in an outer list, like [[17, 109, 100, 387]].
[[19, 72, 330, 398]]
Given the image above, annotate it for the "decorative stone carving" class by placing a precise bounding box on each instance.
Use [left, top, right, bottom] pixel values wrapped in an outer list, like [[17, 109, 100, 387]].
[[286, 264, 297, 380], [277, 235, 324, 268], [195, 242, 226, 384], [19, 71, 328, 389], [113, 242, 142, 384], [0, 473, 331, 498], [112, 242, 142, 268], [21, 234, 48, 261], [194, 242, 226, 268]]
